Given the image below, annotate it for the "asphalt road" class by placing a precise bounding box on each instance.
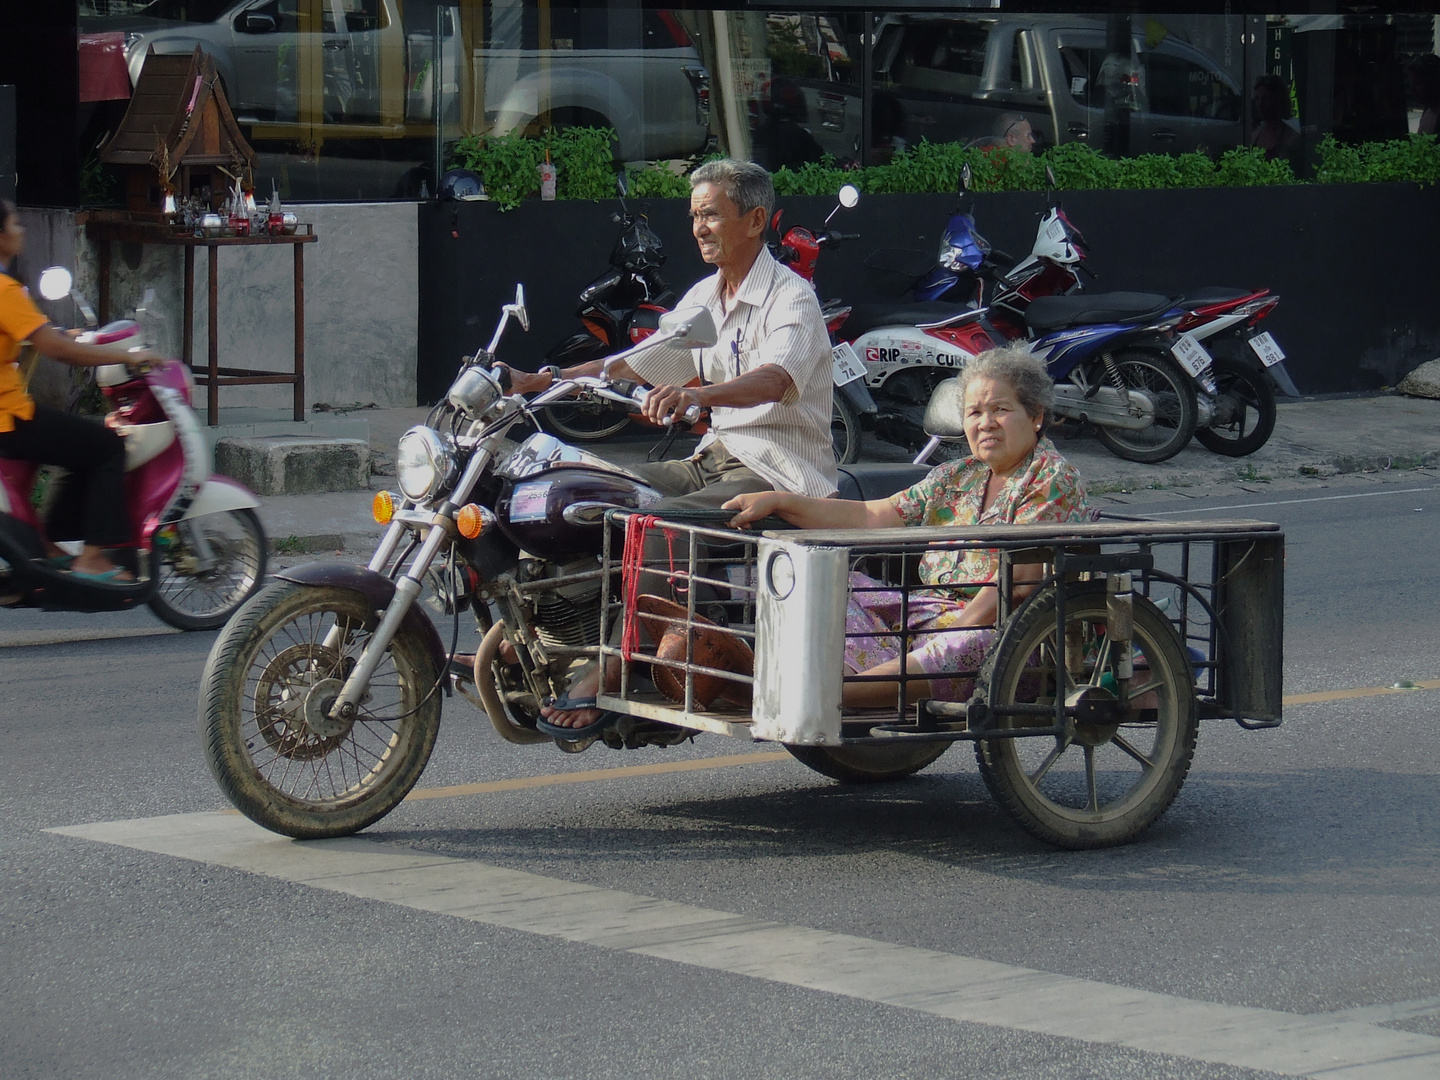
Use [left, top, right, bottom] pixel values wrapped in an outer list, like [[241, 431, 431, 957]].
[[3, 470, 1439, 1080]]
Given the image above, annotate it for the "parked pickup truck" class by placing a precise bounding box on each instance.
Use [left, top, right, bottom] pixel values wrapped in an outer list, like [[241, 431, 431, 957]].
[[786, 13, 1242, 163], [78, 0, 711, 160]]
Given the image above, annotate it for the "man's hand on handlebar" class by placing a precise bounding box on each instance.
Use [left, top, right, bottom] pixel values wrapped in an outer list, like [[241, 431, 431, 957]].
[[490, 362, 551, 396], [640, 383, 703, 427]]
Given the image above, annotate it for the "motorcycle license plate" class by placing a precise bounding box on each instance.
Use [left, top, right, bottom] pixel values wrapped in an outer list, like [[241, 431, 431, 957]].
[[832, 341, 866, 386], [1170, 333, 1213, 378], [1248, 331, 1286, 367]]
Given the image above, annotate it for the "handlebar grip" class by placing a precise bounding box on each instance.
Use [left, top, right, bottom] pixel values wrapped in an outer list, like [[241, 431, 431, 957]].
[[835, 231, 862, 242], [491, 365, 511, 392]]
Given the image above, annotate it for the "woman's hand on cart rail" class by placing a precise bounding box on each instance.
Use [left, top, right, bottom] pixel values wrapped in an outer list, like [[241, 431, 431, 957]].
[[724, 489, 903, 531]]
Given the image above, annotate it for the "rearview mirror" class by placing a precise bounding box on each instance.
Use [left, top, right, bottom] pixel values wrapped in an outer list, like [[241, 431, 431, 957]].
[[960, 164, 972, 193], [838, 184, 859, 209], [658, 305, 718, 349], [1045, 165, 1057, 189], [511, 283, 529, 332], [616, 171, 629, 198]]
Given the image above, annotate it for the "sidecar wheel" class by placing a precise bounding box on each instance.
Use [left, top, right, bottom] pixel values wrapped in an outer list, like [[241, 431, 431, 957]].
[[199, 581, 441, 838], [149, 508, 267, 630], [787, 741, 949, 783], [973, 584, 1197, 849]]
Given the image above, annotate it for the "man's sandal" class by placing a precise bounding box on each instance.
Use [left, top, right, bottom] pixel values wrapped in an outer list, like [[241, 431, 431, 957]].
[[535, 696, 620, 742]]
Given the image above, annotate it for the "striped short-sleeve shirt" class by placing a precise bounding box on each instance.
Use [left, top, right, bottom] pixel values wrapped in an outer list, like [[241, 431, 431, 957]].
[[625, 247, 839, 498]]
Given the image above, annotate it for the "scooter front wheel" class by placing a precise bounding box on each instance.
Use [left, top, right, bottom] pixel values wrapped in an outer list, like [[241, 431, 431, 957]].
[[1093, 351, 1198, 465], [539, 401, 633, 441], [199, 581, 442, 838], [148, 508, 268, 630], [832, 390, 863, 465]]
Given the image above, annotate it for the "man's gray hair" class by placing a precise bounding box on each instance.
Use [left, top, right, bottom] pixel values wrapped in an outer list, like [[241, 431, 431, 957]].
[[691, 158, 775, 218], [956, 345, 1054, 422]]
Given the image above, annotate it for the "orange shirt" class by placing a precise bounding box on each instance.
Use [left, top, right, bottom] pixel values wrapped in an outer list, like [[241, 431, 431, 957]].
[[0, 272, 47, 432]]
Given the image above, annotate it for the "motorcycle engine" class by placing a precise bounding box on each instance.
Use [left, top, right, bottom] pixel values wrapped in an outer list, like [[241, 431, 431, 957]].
[[526, 557, 603, 650]]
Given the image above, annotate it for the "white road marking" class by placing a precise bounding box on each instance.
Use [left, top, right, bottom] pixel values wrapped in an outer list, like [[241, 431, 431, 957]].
[[49, 811, 1440, 1080], [1322, 996, 1440, 1026], [0, 626, 181, 648], [1144, 485, 1440, 517]]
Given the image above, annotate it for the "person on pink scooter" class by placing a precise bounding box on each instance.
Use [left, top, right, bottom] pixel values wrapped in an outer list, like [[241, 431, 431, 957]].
[[0, 198, 160, 582]]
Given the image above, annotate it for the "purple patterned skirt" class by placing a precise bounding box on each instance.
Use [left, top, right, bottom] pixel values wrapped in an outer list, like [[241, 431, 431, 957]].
[[842, 571, 993, 702]]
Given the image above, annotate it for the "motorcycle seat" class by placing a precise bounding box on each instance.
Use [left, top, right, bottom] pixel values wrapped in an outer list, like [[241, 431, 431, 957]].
[[839, 302, 976, 339], [1025, 291, 1176, 332], [836, 463, 933, 502]]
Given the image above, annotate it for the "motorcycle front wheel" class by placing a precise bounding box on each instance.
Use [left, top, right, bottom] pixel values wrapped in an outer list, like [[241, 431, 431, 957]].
[[832, 390, 863, 465], [1093, 351, 1198, 465], [148, 508, 268, 631], [1195, 358, 1276, 457], [199, 581, 442, 839]]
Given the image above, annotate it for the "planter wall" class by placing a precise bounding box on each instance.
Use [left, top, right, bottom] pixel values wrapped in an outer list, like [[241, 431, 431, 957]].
[[418, 182, 1440, 402]]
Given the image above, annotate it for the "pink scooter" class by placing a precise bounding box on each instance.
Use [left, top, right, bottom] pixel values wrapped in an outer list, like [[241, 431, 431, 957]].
[[0, 268, 267, 629]]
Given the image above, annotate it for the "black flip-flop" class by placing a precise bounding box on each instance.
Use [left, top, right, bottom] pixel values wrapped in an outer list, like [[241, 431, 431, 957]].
[[535, 696, 619, 741]]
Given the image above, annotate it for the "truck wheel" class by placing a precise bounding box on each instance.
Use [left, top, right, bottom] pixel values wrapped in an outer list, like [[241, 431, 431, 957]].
[[972, 584, 1197, 849]]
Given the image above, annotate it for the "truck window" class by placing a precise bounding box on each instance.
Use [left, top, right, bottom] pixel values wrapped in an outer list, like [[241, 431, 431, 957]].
[[1005, 30, 1037, 91], [1144, 52, 1239, 121], [1060, 46, 1106, 110], [895, 20, 989, 94]]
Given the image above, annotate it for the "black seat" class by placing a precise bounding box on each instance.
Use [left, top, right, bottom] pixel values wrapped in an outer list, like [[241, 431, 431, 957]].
[[838, 302, 977, 339], [1025, 291, 1176, 333], [1175, 286, 1257, 306], [836, 463, 933, 502]]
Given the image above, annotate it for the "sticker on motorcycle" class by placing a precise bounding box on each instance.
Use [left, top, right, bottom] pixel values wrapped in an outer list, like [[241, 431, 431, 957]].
[[1248, 331, 1286, 367], [831, 342, 866, 385], [1043, 215, 1068, 243], [1171, 333, 1213, 378], [509, 481, 552, 523]]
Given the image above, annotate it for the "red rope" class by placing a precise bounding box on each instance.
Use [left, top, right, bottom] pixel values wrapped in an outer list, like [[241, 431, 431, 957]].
[[620, 513, 681, 661]]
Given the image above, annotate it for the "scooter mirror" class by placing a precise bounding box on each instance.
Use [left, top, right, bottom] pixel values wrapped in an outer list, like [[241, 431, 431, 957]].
[[616, 171, 629, 198], [838, 184, 859, 209], [1045, 165, 1057, 189], [38, 266, 72, 301], [513, 283, 529, 332], [658, 305, 718, 349], [960, 164, 972, 192]]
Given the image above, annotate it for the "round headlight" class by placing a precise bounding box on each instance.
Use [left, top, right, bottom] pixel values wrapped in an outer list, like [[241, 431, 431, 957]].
[[396, 426, 456, 502]]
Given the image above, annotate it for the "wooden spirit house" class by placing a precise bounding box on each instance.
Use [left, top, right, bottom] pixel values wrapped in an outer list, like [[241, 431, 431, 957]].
[[98, 46, 256, 216]]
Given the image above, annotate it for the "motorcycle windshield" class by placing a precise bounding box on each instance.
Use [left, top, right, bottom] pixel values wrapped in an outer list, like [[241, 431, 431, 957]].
[[937, 213, 988, 272]]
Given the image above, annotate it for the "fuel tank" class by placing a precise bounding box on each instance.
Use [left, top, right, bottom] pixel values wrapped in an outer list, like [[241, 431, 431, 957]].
[[493, 433, 662, 561]]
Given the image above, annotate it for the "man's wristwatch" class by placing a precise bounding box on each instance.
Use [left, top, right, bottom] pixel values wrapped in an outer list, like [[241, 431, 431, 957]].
[[541, 364, 561, 387]]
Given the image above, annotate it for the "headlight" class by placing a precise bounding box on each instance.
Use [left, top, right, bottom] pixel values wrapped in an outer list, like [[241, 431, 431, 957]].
[[396, 426, 456, 502]]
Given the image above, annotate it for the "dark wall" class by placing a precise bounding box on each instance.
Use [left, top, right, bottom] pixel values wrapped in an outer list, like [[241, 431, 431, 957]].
[[418, 183, 1440, 402], [3, 5, 79, 207]]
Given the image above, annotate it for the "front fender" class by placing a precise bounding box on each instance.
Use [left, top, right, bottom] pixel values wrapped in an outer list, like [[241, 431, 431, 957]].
[[275, 562, 448, 674], [184, 476, 261, 519]]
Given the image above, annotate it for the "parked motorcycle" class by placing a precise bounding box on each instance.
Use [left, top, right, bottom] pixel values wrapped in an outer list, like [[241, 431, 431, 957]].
[[538, 173, 676, 442], [0, 268, 268, 629]]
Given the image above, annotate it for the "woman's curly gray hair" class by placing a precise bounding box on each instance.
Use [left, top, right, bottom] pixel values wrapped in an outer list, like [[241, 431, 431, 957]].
[[956, 345, 1054, 423]]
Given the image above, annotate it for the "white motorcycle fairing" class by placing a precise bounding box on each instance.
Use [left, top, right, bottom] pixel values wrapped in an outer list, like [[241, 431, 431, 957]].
[[182, 476, 261, 519]]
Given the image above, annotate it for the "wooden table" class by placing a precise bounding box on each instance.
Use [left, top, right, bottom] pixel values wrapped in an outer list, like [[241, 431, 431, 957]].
[[86, 220, 317, 425]]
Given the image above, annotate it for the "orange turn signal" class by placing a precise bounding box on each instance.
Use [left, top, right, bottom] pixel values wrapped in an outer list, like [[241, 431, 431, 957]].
[[372, 490, 395, 524], [455, 503, 484, 539]]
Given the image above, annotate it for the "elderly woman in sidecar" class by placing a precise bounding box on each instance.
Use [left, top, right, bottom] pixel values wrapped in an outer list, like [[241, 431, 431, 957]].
[[724, 345, 1090, 705]]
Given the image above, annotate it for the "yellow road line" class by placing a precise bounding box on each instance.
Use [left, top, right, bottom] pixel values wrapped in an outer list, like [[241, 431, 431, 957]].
[[381, 680, 1440, 807], [1283, 678, 1440, 705], [403, 751, 792, 801]]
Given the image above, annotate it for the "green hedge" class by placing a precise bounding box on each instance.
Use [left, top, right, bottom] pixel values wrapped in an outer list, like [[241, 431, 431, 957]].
[[448, 130, 1440, 209]]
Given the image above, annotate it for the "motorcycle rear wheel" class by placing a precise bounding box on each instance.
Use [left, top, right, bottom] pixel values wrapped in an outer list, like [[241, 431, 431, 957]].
[[832, 390, 863, 465], [539, 401, 633, 442], [149, 508, 268, 631], [787, 741, 950, 783], [200, 581, 441, 839], [1093, 351, 1198, 465], [1195, 358, 1276, 457]]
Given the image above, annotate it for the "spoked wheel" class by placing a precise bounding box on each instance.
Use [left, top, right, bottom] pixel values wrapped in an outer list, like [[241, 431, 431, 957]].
[[1093, 351, 1198, 464], [539, 401, 633, 442], [973, 584, 1198, 849], [1196, 358, 1276, 457], [199, 581, 442, 838], [149, 509, 268, 630], [831, 389, 863, 465], [787, 742, 950, 783]]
